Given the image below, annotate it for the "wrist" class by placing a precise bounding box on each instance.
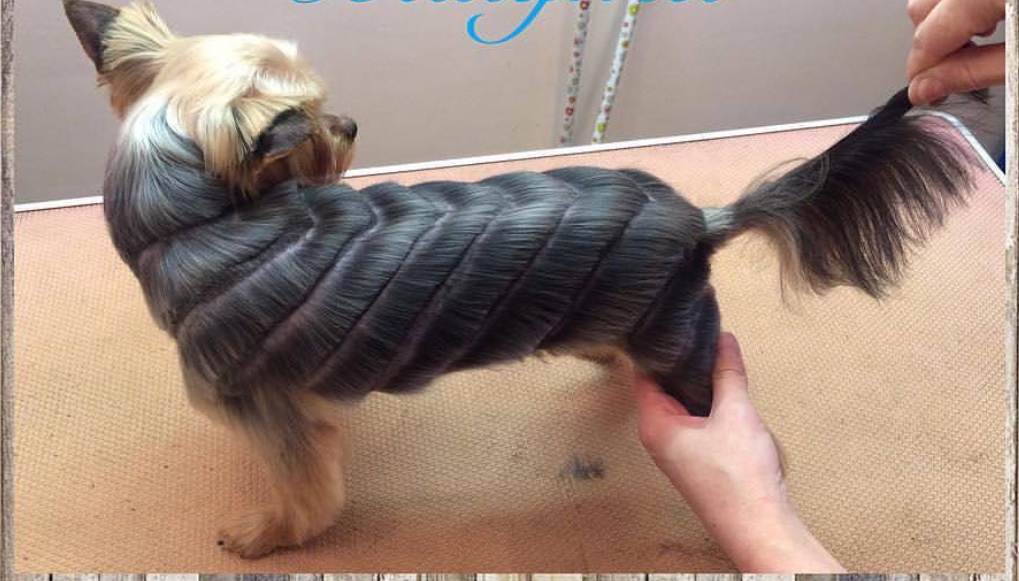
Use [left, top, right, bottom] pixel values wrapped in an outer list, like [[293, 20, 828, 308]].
[[698, 494, 844, 573]]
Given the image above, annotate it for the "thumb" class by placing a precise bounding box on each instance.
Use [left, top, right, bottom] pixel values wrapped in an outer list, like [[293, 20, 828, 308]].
[[709, 332, 750, 414], [632, 368, 702, 450], [633, 368, 690, 420], [909, 43, 1005, 104]]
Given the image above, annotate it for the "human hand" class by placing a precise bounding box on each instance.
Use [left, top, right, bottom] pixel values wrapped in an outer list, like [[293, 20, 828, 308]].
[[905, 0, 1006, 105], [633, 332, 844, 572]]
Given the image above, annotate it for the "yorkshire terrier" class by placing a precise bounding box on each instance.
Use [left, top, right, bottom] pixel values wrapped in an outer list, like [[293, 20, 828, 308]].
[[66, 0, 974, 558]]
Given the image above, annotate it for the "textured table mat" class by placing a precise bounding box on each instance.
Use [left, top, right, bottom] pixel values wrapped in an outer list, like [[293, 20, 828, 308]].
[[14, 121, 1005, 572]]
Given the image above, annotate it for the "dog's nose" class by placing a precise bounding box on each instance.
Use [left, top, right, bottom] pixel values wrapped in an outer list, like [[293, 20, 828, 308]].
[[321, 114, 358, 141], [336, 117, 358, 140]]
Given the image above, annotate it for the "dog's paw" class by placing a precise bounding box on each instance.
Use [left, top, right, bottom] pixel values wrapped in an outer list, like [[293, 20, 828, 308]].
[[217, 509, 292, 559]]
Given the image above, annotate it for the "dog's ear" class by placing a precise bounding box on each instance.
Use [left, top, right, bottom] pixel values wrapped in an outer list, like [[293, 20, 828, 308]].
[[251, 109, 319, 163], [64, 0, 121, 72], [66, 1, 176, 117], [200, 106, 323, 195], [231, 107, 352, 195]]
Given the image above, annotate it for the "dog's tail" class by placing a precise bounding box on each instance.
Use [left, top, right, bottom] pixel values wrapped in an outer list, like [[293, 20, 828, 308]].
[[702, 87, 978, 297]]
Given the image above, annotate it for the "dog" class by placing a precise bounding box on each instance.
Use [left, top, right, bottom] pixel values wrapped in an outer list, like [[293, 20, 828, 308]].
[[65, 0, 974, 558]]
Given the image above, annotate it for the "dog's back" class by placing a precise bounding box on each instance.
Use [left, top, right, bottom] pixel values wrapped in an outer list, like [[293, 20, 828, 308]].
[[104, 122, 722, 412]]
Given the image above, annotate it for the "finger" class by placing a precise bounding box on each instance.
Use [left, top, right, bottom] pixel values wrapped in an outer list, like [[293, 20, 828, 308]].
[[907, 0, 1005, 78], [709, 332, 750, 415], [632, 369, 691, 420], [906, 0, 939, 26], [632, 369, 701, 449], [908, 43, 1005, 104]]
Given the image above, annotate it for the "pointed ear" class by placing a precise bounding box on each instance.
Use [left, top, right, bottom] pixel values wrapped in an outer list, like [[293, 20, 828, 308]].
[[251, 109, 318, 162], [64, 0, 121, 73]]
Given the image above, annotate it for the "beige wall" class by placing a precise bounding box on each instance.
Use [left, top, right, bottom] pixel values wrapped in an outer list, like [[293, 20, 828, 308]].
[[15, 0, 1005, 204]]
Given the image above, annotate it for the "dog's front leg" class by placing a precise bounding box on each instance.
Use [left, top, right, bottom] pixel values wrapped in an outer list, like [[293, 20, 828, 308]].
[[217, 391, 347, 558]]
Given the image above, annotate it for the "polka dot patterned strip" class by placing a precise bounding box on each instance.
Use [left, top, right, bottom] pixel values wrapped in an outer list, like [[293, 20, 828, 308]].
[[559, 0, 592, 146], [592, 0, 641, 144]]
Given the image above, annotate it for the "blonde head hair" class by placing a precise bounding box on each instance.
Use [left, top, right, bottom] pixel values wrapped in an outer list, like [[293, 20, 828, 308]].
[[73, 0, 353, 196]]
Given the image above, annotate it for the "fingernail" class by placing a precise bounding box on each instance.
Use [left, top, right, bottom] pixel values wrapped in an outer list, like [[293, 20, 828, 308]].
[[718, 331, 739, 352], [913, 77, 945, 105]]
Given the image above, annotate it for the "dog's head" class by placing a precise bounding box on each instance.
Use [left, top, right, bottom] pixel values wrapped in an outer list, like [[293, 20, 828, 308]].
[[65, 0, 357, 196]]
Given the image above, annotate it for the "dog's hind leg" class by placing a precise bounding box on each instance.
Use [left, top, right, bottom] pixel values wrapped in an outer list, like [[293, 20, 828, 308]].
[[215, 389, 347, 558], [626, 285, 721, 417]]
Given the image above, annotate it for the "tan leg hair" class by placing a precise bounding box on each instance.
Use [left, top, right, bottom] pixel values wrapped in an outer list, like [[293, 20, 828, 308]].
[[571, 344, 628, 367], [216, 390, 347, 558]]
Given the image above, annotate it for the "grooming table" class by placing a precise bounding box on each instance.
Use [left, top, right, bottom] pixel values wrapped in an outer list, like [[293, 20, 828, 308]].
[[14, 118, 1005, 572]]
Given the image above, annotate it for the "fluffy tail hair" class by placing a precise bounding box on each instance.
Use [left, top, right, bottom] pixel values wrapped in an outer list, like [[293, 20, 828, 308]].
[[704, 87, 977, 297]]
